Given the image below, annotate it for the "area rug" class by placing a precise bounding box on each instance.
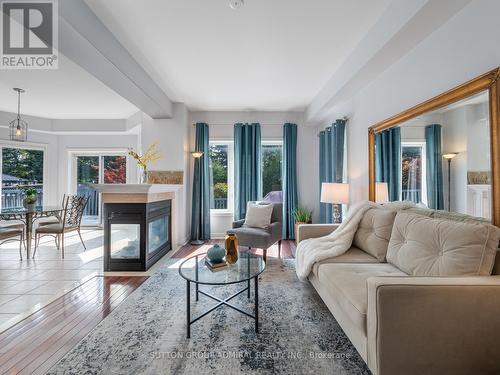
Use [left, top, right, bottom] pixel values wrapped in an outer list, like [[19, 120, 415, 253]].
[[48, 257, 371, 375]]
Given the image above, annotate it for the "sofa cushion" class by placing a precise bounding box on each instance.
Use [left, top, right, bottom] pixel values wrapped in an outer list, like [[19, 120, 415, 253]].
[[316, 263, 406, 334], [312, 246, 379, 276], [353, 208, 396, 262], [387, 212, 500, 276]]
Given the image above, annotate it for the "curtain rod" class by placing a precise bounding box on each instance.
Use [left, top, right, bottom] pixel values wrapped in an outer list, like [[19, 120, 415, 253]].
[[317, 117, 349, 136], [191, 122, 293, 127]]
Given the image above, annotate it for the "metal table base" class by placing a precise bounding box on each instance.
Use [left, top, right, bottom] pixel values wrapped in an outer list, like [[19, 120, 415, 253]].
[[186, 276, 259, 338]]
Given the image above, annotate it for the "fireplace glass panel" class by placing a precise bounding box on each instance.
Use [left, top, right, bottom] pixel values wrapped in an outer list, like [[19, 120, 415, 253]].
[[110, 223, 140, 259], [148, 215, 168, 254]]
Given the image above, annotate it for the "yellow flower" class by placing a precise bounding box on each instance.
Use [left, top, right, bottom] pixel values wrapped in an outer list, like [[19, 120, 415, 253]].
[[128, 143, 161, 169]]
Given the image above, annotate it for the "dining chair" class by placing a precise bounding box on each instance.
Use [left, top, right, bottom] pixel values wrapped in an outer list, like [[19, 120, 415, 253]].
[[37, 194, 66, 227], [33, 195, 88, 259], [0, 223, 25, 260]]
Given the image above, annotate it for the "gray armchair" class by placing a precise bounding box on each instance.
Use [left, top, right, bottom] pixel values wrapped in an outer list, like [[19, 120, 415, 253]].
[[228, 202, 282, 261]]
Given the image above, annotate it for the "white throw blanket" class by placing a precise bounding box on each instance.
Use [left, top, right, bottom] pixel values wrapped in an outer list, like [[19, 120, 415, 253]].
[[295, 200, 416, 281]]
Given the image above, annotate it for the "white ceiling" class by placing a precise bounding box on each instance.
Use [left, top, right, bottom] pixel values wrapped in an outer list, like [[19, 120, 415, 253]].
[[0, 54, 138, 119], [85, 0, 392, 111]]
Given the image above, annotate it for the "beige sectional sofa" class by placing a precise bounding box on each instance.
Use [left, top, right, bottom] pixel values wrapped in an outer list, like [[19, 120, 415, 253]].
[[297, 207, 500, 375]]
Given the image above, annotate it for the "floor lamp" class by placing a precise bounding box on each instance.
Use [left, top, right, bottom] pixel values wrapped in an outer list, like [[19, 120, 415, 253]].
[[443, 153, 458, 211], [191, 151, 205, 245], [321, 183, 349, 224]]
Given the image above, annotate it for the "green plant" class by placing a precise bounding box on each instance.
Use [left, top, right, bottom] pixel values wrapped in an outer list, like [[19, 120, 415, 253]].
[[293, 207, 312, 223], [21, 186, 38, 204]]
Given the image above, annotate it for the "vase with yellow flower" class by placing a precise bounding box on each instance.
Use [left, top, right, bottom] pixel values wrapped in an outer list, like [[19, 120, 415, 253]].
[[128, 143, 161, 184]]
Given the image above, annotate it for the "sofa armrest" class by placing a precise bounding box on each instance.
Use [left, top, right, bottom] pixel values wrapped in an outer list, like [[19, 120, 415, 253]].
[[232, 219, 245, 229], [296, 224, 339, 243], [366, 276, 500, 375]]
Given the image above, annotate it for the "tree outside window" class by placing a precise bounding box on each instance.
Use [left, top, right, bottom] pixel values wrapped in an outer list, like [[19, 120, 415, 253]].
[[262, 144, 282, 197], [209, 144, 228, 209]]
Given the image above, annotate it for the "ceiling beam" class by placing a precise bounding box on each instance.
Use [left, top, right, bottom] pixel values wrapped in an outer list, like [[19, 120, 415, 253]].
[[306, 0, 472, 124], [59, 0, 173, 119]]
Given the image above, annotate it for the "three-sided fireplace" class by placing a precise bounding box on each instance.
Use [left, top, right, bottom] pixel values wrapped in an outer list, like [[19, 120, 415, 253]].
[[103, 199, 172, 271]]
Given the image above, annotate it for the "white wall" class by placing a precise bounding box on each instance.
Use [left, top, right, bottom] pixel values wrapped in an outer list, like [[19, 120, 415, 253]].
[[0, 111, 140, 208], [140, 103, 191, 246], [322, 0, 500, 203], [189, 111, 317, 237], [442, 107, 467, 213]]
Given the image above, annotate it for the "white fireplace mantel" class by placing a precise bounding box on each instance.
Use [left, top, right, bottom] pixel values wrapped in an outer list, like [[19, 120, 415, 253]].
[[91, 183, 185, 250]]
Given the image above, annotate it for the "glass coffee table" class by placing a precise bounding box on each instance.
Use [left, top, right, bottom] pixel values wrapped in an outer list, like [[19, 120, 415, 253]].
[[178, 252, 266, 338]]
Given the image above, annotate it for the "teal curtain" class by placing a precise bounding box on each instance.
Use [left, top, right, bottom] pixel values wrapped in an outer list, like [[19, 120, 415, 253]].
[[319, 119, 346, 223], [282, 123, 298, 239], [425, 124, 444, 209], [234, 123, 262, 220], [190, 123, 211, 240], [375, 127, 401, 201]]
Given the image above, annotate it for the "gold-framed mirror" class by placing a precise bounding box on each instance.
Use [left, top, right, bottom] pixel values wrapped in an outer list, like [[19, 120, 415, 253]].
[[368, 68, 500, 227]]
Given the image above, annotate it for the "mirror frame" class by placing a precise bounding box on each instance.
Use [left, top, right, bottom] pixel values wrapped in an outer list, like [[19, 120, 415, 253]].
[[368, 67, 500, 227]]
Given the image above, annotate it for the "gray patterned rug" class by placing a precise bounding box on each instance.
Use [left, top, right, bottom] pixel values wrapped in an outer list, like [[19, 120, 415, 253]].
[[48, 257, 371, 375]]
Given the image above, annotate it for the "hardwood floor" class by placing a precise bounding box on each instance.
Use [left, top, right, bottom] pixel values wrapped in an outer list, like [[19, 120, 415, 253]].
[[172, 239, 297, 259], [0, 240, 294, 374], [0, 276, 147, 375]]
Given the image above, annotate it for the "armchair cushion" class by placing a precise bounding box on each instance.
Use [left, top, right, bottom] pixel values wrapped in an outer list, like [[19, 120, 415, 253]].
[[229, 226, 271, 249], [243, 202, 274, 228]]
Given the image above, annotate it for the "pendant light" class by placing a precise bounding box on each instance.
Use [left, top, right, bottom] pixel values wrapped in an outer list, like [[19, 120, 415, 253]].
[[9, 88, 28, 142]]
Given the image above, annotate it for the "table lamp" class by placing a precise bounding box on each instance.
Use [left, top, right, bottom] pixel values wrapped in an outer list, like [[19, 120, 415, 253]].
[[321, 183, 349, 223], [375, 182, 389, 203]]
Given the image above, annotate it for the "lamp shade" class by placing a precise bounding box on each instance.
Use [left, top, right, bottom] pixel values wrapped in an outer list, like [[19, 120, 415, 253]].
[[191, 151, 203, 158], [375, 182, 389, 203], [321, 183, 349, 204], [443, 153, 458, 160]]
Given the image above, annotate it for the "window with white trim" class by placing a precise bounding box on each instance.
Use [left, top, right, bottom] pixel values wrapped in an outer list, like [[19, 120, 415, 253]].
[[261, 142, 282, 198], [401, 142, 427, 205], [209, 141, 234, 212]]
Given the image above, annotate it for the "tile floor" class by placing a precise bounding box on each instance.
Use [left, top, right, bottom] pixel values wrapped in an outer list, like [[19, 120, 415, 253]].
[[0, 229, 104, 331]]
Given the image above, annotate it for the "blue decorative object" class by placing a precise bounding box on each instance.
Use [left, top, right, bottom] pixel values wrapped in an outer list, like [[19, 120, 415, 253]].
[[207, 244, 225, 263]]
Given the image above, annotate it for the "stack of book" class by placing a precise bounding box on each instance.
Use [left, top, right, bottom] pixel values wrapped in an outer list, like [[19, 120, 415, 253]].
[[205, 258, 227, 272]]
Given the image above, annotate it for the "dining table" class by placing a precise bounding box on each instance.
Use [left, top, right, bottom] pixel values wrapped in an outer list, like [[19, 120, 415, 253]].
[[0, 205, 65, 258]]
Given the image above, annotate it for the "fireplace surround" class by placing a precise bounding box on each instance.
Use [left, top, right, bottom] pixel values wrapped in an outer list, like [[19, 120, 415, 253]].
[[103, 199, 172, 271]]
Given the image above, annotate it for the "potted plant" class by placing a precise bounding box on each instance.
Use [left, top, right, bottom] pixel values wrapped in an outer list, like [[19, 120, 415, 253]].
[[293, 207, 312, 241], [128, 143, 161, 184], [22, 187, 38, 209]]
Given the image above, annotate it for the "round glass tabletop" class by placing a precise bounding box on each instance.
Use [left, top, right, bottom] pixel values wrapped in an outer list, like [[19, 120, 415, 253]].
[[178, 252, 266, 285], [0, 205, 64, 215]]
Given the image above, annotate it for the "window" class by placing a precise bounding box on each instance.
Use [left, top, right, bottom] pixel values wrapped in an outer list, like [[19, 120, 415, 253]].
[[401, 142, 427, 205], [209, 143, 233, 211], [208, 141, 280, 213], [262, 143, 282, 197], [72, 152, 128, 225], [1, 146, 44, 209]]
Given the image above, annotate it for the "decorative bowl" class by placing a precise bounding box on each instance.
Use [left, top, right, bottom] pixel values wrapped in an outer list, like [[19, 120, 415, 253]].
[[207, 244, 225, 263]]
